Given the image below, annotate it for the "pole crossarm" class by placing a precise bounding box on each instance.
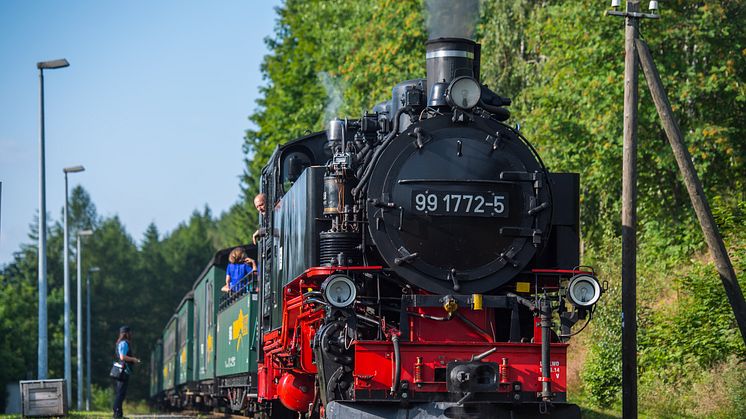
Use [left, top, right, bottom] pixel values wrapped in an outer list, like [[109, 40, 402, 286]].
[[636, 38, 746, 345], [606, 10, 659, 19]]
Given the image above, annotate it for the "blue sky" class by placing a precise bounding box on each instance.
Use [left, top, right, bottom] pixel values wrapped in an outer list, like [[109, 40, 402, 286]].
[[0, 0, 282, 264]]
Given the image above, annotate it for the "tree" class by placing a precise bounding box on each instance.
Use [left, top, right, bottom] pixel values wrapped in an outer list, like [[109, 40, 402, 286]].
[[0, 261, 38, 412]]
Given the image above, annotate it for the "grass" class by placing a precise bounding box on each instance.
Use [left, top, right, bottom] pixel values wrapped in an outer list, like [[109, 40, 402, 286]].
[[0, 400, 156, 419]]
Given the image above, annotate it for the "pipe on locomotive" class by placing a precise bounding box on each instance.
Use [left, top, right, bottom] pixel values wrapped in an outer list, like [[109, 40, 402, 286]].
[[390, 334, 401, 395]]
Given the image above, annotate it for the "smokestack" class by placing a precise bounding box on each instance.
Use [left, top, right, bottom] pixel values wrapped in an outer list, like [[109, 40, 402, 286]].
[[425, 38, 481, 106]]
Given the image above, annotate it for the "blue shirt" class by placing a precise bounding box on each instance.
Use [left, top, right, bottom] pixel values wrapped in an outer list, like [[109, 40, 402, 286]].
[[117, 340, 131, 374], [227, 263, 253, 292]]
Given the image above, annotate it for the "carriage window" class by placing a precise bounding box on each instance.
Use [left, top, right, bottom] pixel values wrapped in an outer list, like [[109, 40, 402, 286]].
[[206, 280, 213, 328], [178, 313, 187, 347], [164, 329, 175, 359]]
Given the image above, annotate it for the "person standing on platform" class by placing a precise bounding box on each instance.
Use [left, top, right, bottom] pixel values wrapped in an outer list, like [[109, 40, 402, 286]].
[[113, 325, 140, 418]]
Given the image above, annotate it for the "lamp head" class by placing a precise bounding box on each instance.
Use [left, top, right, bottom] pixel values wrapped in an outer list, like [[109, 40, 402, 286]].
[[78, 229, 94, 237], [37, 59, 70, 70], [63, 165, 85, 174], [89, 267, 101, 273]]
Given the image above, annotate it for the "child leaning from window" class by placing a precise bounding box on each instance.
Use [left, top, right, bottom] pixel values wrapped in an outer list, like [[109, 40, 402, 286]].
[[221, 247, 257, 293]]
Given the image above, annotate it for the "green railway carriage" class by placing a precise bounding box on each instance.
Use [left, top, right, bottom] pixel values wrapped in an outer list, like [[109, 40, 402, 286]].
[[192, 261, 226, 383], [176, 293, 194, 386], [216, 289, 260, 378], [149, 245, 257, 409], [162, 316, 178, 391]]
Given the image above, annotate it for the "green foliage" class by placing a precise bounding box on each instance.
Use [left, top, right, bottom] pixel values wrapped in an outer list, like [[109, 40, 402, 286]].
[[579, 239, 623, 407], [478, 0, 554, 98], [0, 271, 37, 411], [635, 199, 746, 416], [515, 1, 745, 244], [89, 384, 113, 412]]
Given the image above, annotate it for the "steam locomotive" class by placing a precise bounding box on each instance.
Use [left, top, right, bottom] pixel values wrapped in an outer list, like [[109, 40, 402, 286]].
[[149, 37, 603, 418]]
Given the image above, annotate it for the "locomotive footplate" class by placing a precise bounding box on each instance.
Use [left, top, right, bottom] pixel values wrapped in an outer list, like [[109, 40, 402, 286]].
[[326, 400, 581, 419], [352, 341, 570, 407]]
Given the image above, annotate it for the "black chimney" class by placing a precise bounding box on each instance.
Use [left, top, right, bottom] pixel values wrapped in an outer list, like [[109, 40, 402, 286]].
[[425, 38, 481, 106]]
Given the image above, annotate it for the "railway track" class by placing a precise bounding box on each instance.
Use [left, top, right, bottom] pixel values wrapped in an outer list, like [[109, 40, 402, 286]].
[[129, 410, 254, 419]]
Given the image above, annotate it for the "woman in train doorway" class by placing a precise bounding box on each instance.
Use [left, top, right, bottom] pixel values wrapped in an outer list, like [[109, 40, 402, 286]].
[[113, 325, 141, 418]]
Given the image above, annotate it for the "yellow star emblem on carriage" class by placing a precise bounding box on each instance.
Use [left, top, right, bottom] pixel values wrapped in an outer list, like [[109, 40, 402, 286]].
[[231, 308, 249, 350]]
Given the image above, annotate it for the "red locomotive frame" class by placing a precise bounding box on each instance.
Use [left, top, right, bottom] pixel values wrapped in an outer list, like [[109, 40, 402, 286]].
[[258, 266, 590, 413]]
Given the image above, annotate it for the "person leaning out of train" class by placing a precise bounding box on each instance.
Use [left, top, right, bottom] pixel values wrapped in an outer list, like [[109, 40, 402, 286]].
[[221, 247, 257, 293], [252, 193, 267, 244], [254, 193, 267, 215]]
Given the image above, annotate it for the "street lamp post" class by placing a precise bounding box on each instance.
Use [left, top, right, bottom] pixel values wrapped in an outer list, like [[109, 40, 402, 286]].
[[63, 165, 84, 405], [36, 58, 69, 380], [77, 229, 93, 410], [86, 267, 99, 411]]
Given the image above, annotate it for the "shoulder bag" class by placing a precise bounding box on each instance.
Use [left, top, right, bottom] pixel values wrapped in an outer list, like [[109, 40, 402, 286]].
[[109, 361, 125, 380]]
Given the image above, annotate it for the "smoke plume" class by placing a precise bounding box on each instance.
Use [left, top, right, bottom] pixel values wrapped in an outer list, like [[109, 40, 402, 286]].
[[425, 0, 481, 40], [317, 71, 346, 122]]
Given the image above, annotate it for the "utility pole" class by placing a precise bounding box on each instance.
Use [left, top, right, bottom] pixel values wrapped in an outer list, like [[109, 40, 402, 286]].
[[608, 1, 746, 416], [607, 2, 658, 418]]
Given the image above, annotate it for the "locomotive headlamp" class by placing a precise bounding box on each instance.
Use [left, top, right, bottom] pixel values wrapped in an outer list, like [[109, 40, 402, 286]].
[[567, 274, 602, 307], [321, 275, 357, 308], [446, 76, 481, 110]]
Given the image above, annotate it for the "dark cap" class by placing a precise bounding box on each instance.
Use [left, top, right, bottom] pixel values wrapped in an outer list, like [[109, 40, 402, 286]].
[[119, 325, 131, 334]]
